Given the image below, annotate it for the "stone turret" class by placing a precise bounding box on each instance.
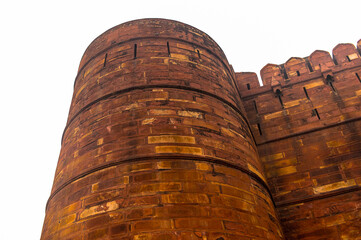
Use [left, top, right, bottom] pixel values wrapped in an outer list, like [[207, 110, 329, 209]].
[[41, 19, 283, 240]]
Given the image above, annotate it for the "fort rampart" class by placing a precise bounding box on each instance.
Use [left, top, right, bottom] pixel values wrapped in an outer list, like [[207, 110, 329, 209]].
[[236, 40, 361, 239], [41, 19, 361, 239]]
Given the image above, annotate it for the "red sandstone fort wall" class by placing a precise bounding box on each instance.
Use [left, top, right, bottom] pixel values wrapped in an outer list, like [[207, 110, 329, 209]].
[[236, 40, 361, 239], [42, 19, 283, 240], [41, 18, 361, 240]]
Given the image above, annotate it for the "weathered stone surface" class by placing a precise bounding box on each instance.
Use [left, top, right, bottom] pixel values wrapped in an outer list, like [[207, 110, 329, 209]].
[[41, 18, 361, 239], [41, 19, 283, 240], [237, 39, 361, 239]]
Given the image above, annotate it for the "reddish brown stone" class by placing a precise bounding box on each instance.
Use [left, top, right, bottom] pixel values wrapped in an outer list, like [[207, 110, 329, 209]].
[[41, 18, 361, 240]]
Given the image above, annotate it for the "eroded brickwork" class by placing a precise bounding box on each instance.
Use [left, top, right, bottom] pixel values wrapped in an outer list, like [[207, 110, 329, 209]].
[[41, 19, 283, 240]]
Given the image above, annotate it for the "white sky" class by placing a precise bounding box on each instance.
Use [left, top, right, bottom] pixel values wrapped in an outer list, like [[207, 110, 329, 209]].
[[1, 1, 360, 239]]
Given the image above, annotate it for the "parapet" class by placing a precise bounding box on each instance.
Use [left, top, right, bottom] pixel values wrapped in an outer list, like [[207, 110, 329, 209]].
[[235, 72, 260, 91], [77, 18, 230, 74], [309, 50, 334, 71], [333, 43, 360, 65], [260, 64, 282, 86], [236, 40, 361, 95]]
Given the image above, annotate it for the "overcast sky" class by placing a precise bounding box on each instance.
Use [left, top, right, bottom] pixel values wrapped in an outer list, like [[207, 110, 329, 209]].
[[1, 1, 360, 239]]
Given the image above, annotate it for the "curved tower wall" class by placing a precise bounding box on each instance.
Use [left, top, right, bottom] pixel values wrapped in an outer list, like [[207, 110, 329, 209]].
[[41, 19, 283, 239]]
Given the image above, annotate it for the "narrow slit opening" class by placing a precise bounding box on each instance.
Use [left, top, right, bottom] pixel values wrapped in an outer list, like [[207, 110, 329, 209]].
[[296, 71, 300, 76], [313, 109, 320, 119], [253, 100, 258, 113], [246, 83, 250, 90], [329, 81, 336, 92], [257, 123, 262, 136], [103, 53, 108, 68], [346, 56, 351, 62], [283, 69, 289, 79], [303, 87, 310, 99], [326, 75, 336, 92], [197, 49, 201, 58], [134, 44, 137, 59], [306, 59, 314, 72], [356, 73, 361, 82], [275, 89, 284, 108], [167, 42, 170, 57], [278, 95, 284, 108]]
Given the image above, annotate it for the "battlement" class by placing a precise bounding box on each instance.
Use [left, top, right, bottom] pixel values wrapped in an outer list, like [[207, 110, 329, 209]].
[[236, 40, 361, 95], [235, 39, 361, 142]]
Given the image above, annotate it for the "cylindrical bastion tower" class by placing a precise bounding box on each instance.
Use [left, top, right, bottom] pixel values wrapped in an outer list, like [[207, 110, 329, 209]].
[[41, 19, 284, 240]]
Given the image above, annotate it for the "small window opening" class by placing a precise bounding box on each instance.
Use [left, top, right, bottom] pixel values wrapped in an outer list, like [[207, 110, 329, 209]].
[[326, 75, 336, 92], [103, 53, 108, 68], [312, 108, 320, 119], [197, 49, 201, 59], [282, 68, 289, 79], [278, 95, 284, 108], [257, 123, 263, 136], [253, 100, 258, 113], [275, 89, 284, 108], [246, 83, 251, 90], [296, 71, 300, 76], [134, 44, 137, 59], [303, 87, 310, 99], [329, 81, 336, 92], [167, 42, 170, 57], [326, 74, 334, 82], [346, 55, 351, 62], [306, 59, 314, 72], [356, 73, 361, 82]]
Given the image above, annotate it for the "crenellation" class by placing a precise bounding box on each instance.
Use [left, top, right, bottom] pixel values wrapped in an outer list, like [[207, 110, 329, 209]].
[[309, 50, 335, 71], [284, 57, 309, 79], [235, 72, 259, 92], [235, 41, 361, 92], [333, 43, 361, 65], [260, 64, 284, 86]]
